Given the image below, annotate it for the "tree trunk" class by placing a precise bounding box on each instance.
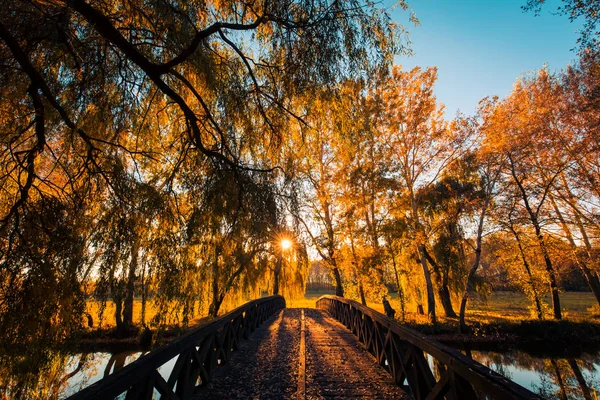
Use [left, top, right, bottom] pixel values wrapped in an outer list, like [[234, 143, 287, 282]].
[[141, 260, 147, 326], [511, 226, 544, 319], [459, 248, 482, 332], [550, 194, 600, 307], [209, 252, 220, 317], [333, 266, 344, 297], [423, 246, 455, 318], [459, 249, 481, 332], [509, 158, 561, 319], [537, 232, 562, 320], [389, 244, 406, 321], [123, 237, 140, 329], [359, 281, 367, 306], [273, 256, 281, 296], [210, 295, 224, 318], [460, 196, 489, 332], [438, 283, 457, 318], [418, 244, 436, 323]]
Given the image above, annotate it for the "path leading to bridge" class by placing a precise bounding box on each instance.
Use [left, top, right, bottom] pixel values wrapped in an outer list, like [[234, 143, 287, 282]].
[[193, 308, 409, 400]]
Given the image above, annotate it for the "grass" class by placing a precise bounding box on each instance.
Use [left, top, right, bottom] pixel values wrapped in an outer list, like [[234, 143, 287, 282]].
[[74, 290, 600, 353], [289, 290, 600, 324], [82, 290, 600, 340], [462, 291, 600, 324], [293, 290, 600, 348]]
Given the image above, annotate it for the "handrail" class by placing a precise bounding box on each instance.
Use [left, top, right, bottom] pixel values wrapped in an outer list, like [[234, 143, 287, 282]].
[[67, 295, 285, 400], [316, 295, 542, 400]]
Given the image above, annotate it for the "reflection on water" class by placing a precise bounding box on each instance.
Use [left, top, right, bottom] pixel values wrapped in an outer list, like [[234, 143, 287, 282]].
[[464, 349, 600, 399], [61, 351, 144, 398], [0, 347, 183, 399], [2, 344, 600, 398], [0, 349, 144, 399]]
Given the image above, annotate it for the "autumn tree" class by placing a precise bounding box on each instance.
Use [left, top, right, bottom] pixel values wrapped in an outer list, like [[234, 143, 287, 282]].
[[484, 70, 566, 320], [381, 66, 466, 323]]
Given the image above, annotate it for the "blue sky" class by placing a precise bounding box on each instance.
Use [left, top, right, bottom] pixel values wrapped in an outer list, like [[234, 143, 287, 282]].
[[390, 0, 583, 119]]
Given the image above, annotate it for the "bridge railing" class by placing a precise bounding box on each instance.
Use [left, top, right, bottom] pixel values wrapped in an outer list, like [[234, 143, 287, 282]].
[[316, 295, 541, 400], [68, 295, 285, 400]]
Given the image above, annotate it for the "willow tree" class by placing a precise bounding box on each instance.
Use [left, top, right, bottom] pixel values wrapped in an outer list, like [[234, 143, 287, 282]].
[[0, 0, 408, 222], [184, 164, 280, 317], [291, 90, 347, 297], [91, 161, 167, 334], [0, 0, 413, 343], [333, 78, 398, 306], [525, 0, 600, 50]]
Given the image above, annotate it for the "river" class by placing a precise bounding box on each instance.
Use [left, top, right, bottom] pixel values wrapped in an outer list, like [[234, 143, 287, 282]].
[[1, 344, 599, 398]]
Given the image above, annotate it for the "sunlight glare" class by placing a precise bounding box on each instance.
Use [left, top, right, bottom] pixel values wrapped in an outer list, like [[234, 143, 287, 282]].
[[281, 239, 292, 250]]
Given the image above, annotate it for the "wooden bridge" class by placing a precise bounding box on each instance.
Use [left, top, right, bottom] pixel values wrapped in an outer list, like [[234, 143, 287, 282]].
[[67, 296, 542, 400]]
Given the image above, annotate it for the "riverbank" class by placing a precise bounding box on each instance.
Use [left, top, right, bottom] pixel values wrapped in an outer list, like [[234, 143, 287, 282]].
[[408, 319, 600, 356], [68, 316, 216, 353], [72, 291, 600, 351]]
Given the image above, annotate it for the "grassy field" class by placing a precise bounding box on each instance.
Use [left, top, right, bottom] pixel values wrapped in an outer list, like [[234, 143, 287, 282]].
[[85, 290, 600, 330], [289, 290, 600, 324], [464, 291, 599, 323]]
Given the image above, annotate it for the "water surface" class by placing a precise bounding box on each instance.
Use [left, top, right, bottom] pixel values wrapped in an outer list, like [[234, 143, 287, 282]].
[[2, 344, 600, 398]]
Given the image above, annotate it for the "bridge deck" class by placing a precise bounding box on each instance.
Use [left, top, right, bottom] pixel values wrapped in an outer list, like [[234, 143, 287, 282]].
[[193, 308, 409, 400]]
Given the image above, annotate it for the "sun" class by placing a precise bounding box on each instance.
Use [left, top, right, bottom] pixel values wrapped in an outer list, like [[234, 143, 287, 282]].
[[281, 239, 292, 250]]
